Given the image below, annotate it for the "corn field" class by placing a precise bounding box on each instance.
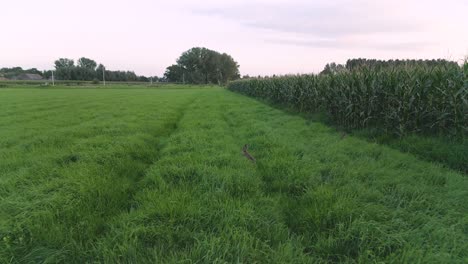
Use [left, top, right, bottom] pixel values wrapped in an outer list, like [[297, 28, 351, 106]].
[[228, 63, 468, 136]]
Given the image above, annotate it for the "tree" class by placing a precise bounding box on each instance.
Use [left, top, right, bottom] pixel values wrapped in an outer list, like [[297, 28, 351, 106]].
[[164, 64, 186, 83], [165, 47, 240, 84], [54, 58, 75, 68], [138, 76, 149, 82], [320, 62, 346, 75], [42, 70, 52, 79], [75, 58, 98, 80], [217, 53, 240, 84], [54, 58, 75, 80], [96, 64, 105, 81], [77, 57, 97, 69]]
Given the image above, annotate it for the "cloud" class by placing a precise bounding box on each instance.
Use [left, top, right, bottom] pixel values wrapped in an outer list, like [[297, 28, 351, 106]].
[[192, 0, 433, 51], [267, 38, 433, 51], [193, 1, 425, 38]]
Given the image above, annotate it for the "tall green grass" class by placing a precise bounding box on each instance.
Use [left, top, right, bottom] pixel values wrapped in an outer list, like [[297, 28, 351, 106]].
[[228, 62, 467, 136], [1, 86, 467, 262]]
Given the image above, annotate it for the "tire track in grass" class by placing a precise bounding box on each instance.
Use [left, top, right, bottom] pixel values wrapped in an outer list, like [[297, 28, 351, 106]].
[[219, 94, 319, 256], [72, 98, 212, 262], [63, 95, 197, 257], [88, 90, 311, 263], [3, 89, 466, 262], [89, 90, 370, 262], [219, 94, 358, 262], [0, 90, 200, 263], [123, 96, 198, 212]]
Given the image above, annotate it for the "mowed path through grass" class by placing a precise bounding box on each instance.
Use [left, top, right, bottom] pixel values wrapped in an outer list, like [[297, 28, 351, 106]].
[[1, 86, 467, 263]]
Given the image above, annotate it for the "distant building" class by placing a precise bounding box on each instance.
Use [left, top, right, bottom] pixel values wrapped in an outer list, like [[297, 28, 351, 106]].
[[14, 73, 43, 80]]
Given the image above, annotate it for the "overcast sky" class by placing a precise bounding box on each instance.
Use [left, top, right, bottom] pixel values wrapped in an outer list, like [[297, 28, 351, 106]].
[[1, 0, 467, 76]]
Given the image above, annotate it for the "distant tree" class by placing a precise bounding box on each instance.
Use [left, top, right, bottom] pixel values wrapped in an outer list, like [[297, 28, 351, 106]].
[[463, 56, 468, 75], [146, 76, 159, 82], [345, 58, 458, 71], [96, 64, 105, 81], [125, 71, 138, 81], [77, 57, 97, 69], [74, 58, 98, 80], [320, 62, 346, 75], [217, 53, 240, 84], [55, 58, 74, 68], [42, 70, 52, 79], [165, 47, 240, 84], [138, 76, 149, 82], [27, 68, 42, 75], [164, 64, 185, 83], [176, 47, 212, 83], [54, 58, 75, 80]]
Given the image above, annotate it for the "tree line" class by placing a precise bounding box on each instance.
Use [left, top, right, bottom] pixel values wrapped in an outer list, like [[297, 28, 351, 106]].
[[320, 58, 459, 75], [2, 47, 241, 84], [1, 58, 159, 82], [345, 58, 459, 70], [51, 57, 158, 82]]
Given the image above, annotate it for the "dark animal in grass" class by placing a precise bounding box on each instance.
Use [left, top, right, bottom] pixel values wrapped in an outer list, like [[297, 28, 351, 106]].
[[340, 132, 347, 139], [242, 144, 256, 163]]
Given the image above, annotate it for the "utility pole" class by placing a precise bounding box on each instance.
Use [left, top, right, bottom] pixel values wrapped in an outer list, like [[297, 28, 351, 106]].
[[51, 70, 55, 86], [150, 77, 153, 85], [182, 72, 185, 84], [219, 71, 223, 86], [102, 66, 106, 86]]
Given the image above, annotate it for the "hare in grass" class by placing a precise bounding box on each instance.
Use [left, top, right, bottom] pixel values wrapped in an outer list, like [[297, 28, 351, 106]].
[[242, 144, 256, 163]]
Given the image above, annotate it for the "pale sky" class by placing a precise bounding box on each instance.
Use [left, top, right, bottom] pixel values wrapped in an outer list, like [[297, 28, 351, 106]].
[[1, 0, 467, 76]]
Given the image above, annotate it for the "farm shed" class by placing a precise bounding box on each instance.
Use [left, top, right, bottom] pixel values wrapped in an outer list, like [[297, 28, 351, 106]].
[[14, 73, 43, 80]]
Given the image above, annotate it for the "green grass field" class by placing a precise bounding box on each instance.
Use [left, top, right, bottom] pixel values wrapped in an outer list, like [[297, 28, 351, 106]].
[[1, 86, 467, 263]]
